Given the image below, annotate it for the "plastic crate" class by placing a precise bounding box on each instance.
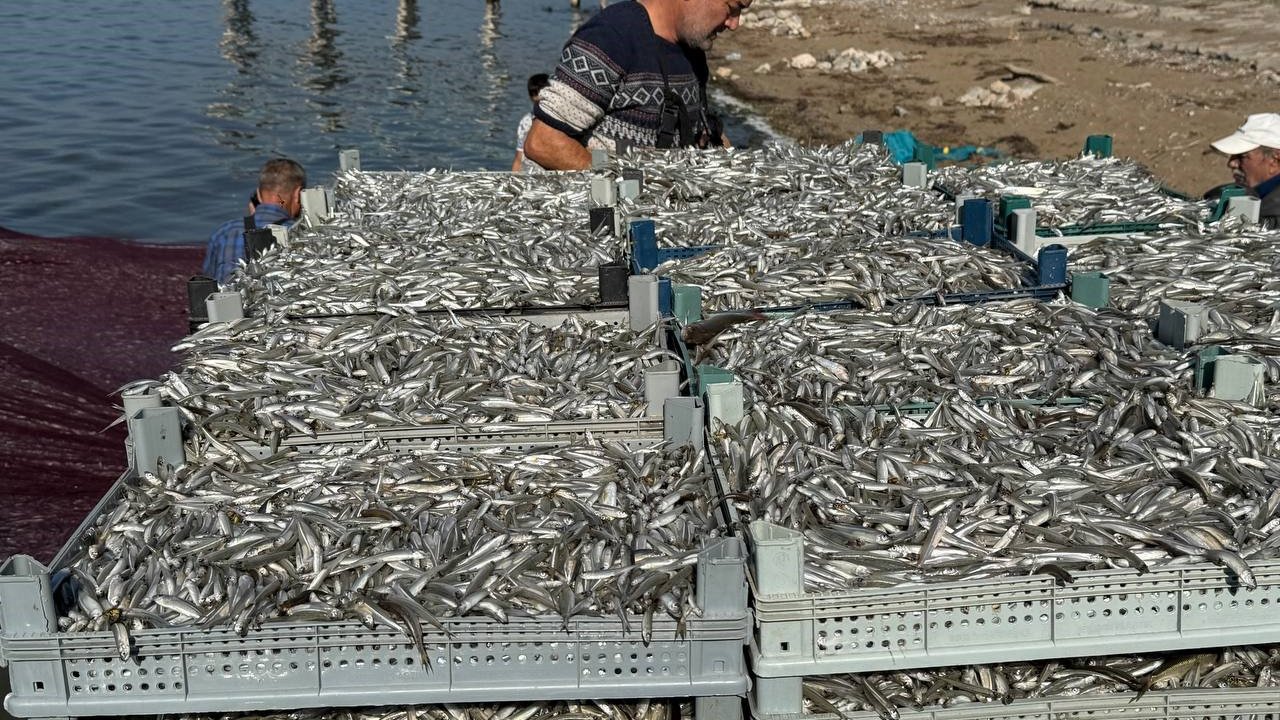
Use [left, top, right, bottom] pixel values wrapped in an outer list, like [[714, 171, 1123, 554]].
[[246, 417, 672, 456], [750, 687, 1280, 720], [1, 539, 747, 718], [1, 422, 747, 718], [282, 304, 631, 327], [749, 520, 1280, 678], [629, 222, 717, 274]]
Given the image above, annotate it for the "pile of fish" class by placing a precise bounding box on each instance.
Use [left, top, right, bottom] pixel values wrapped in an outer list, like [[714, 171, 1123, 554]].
[[240, 142, 971, 315], [703, 300, 1280, 589], [652, 235, 1032, 312], [720, 396, 1280, 590], [802, 646, 1280, 717], [335, 170, 592, 223], [150, 314, 673, 444], [47, 142, 1280, 720], [177, 699, 680, 720], [606, 142, 956, 242], [242, 226, 613, 315], [697, 300, 1209, 408], [932, 156, 1208, 227], [1069, 225, 1280, 335], [59, 439, 720, 642], [231, 171, 617, 313]]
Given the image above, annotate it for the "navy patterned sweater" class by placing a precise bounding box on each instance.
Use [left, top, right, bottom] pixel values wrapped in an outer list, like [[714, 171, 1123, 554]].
[[534, 1, 713, 152]]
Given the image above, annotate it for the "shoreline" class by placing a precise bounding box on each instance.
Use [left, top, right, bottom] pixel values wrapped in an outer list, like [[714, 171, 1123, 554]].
[[710, 0, 1280, 195]]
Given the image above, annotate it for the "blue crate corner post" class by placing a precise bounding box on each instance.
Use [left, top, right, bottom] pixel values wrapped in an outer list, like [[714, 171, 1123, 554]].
[[1036, 244, 1068, 286], [630, 218, 659, 272], [960, 199, 994, 247]]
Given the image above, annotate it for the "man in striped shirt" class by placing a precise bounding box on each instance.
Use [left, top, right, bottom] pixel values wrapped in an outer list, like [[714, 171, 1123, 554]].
[[525, 0, 748, 170]]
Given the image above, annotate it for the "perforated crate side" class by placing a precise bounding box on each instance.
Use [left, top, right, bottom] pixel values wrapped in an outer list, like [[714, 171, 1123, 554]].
[[267, 417, 670, 455], [748, 687, 1280, 720], [748, 520, 1280, 677], [3, 540, 749, 718], [3, 612, 749, 717]]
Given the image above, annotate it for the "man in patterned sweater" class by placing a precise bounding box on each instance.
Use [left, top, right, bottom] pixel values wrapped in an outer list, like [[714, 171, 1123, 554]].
[[525, 0, 749, 170]]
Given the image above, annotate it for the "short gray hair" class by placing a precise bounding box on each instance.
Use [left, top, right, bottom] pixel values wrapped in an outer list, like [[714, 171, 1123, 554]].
[[259, 158, 306, 193]]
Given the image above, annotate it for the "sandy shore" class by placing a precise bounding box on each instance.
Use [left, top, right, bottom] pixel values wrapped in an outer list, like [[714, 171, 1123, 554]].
[[713, 0, 1280, 195]]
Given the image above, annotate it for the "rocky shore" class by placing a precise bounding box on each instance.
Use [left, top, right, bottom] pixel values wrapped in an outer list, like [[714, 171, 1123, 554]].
[[713, 0, 1280, 194]]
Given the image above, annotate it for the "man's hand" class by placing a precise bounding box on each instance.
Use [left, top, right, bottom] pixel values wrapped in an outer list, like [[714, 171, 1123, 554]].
[[524, 119, 592, 171]]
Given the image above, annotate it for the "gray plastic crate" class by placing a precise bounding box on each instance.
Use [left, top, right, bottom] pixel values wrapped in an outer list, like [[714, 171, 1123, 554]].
[[258, 417, 670, 456], [750, 687, 1280, 720], [1, 538, 747, 718], [749, 521, 1280, 677], [1, 418, 746, 719]]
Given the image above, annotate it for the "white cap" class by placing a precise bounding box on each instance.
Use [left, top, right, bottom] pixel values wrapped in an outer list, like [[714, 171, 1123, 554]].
[[1211, 113, 1280, 155]]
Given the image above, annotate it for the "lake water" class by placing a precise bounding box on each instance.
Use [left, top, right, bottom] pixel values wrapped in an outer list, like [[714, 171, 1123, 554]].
[[0, 0, 769, 244]]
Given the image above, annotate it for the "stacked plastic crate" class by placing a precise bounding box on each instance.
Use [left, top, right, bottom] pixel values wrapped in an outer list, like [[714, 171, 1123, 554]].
[[0, 163, 751, 720], [5, 139, 1280, 720], [671, 147, 1280, 720]]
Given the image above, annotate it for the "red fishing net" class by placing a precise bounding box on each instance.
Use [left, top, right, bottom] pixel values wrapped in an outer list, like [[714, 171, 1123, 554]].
[[0, 227, 203, 562]]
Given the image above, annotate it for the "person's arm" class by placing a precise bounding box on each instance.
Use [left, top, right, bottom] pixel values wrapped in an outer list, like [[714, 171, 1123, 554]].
[[528, 20, 630, 170], [512, 114, 532, 172], [525, 120, 592, 171]]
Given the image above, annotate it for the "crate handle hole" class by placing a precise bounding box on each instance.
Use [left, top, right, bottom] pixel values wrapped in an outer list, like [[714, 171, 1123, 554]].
[[33, 682, 45, 692], [780, 642, 789, 652]]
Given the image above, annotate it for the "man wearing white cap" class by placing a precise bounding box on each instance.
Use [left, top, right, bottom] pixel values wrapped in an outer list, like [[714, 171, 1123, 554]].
[[1211, 113, 1280, 229]]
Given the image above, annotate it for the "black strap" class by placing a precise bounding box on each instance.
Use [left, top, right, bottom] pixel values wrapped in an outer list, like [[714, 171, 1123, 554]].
[[243, 215, 256, 232], [648, 19, 698, 149]]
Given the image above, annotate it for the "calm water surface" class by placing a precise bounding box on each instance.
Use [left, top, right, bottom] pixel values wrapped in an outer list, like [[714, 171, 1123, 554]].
[[0, 1, 767, 243]]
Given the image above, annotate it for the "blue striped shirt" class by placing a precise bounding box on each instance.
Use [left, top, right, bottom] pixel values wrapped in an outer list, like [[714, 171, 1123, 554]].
[[202, 203, 294, 284]]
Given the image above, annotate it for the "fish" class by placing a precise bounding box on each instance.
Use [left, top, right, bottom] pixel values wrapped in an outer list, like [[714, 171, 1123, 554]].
[[681, 310, 768, 346]]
